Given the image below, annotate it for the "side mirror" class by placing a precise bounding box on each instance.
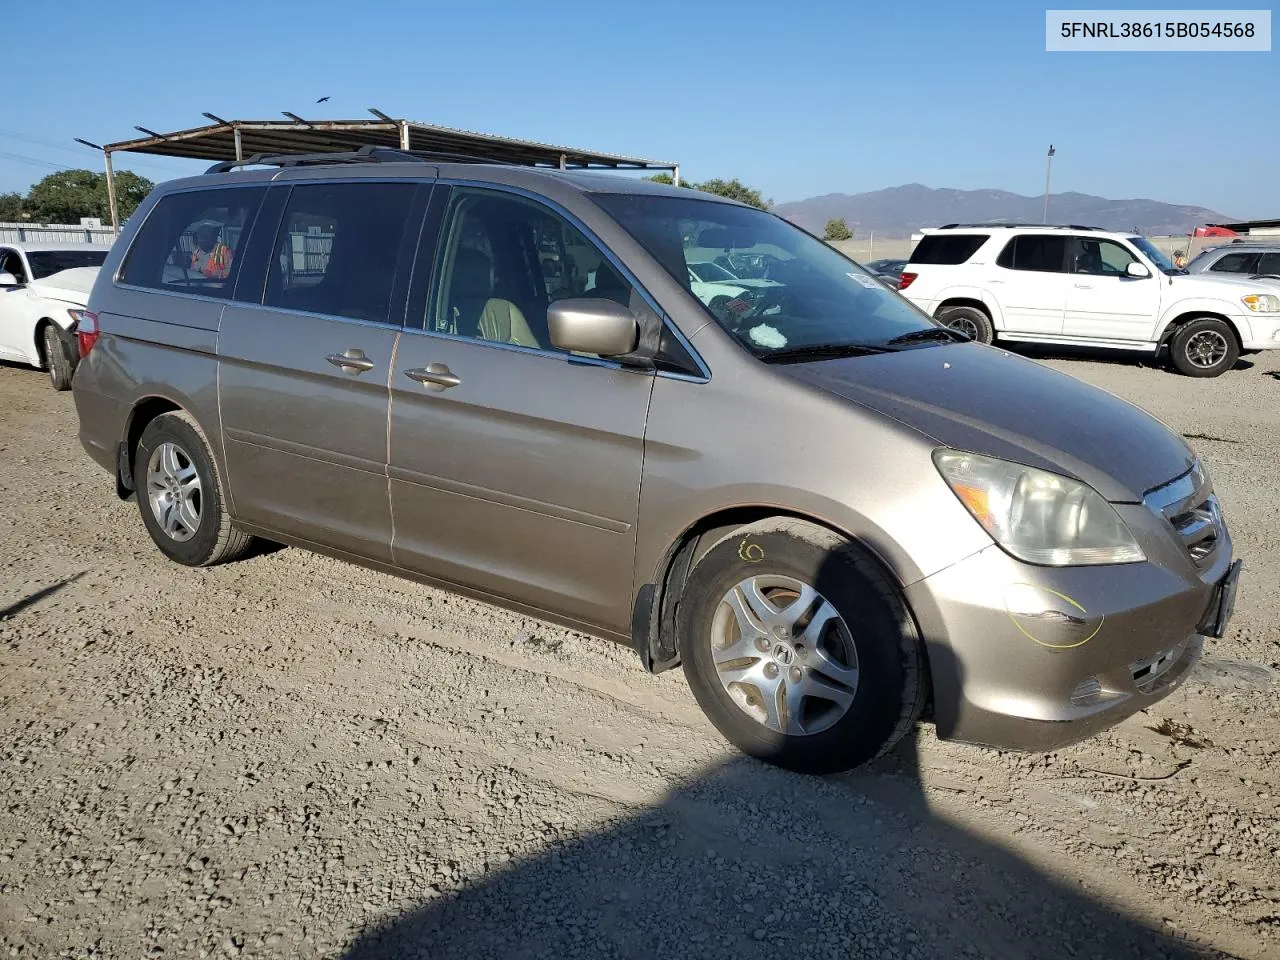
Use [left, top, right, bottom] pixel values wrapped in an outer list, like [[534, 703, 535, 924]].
[[1126, 261, 1151, 279], [0, 271, 21, 287], [548, 298, 639, 357]]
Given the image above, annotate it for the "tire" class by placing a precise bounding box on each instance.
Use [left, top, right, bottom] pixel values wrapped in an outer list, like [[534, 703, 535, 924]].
[[133, 411, 254, 567], [677, 518, 926, 774], [935, 305, 994, 344], [1170, 318, 1239, 378], [43, 324, 74, 391]]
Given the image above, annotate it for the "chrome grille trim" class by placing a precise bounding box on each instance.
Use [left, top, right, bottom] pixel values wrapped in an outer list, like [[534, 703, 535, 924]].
[[1143, 460, 1222, 565]]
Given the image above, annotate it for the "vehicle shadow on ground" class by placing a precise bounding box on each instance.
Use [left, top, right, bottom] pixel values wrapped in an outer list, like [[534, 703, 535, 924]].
[[340, 579, 1228, 960], [339, 732, 1225, 959], [1001, 341, 1255, 374], [0, 570, 86, 620]]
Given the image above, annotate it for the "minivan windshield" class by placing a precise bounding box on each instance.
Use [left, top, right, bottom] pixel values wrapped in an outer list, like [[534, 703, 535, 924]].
[[1128, 236, 1182, 275], [593, 194, 937, 358]]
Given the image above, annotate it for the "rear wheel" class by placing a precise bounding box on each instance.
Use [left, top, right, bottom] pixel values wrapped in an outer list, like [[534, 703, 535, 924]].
[[936, 304, 994, 344], [1170, 317, 1238, 377], [677, 518, 926, 774], [43, 325, 74, 391], [134, 411, 255, 566]]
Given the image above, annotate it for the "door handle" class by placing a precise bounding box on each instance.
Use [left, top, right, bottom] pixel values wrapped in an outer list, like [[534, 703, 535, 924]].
[[326, 348, 375, 374], [1073, 283, 1094, 290], [404, 363, 461, 392]]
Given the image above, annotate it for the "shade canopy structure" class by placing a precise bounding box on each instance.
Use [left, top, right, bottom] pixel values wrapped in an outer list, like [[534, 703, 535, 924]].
[[86, 112, 680, 230]]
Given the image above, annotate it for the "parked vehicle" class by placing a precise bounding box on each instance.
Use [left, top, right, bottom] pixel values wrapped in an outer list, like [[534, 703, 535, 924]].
[[0, 243, 110, 389], [865, 258, 907, 277], [863, 258, 907, 290], [73, 153, 1238, 773], [686, 260, 781, 316], [899, 224, 1280, 377], [1185, 242, 1280, 283]]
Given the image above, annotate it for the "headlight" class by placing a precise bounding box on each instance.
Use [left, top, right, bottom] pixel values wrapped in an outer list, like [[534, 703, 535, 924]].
[[933, 450, 1145, 566], [1242, 293, 1280, 313]]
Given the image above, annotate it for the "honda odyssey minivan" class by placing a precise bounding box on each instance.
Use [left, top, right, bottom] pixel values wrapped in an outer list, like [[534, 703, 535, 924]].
[[71, 148, 1240, 773]]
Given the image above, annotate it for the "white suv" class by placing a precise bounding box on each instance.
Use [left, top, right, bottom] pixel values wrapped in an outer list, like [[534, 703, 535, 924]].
[[898, 225, 1280, 377]]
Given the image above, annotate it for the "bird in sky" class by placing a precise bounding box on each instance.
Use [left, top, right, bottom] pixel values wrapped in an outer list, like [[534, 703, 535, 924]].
[[316, 96, 330, 103]]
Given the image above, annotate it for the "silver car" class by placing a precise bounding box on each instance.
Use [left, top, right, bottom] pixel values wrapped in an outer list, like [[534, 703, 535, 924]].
[[70, 150, 1241, 773], [1185, 243, 1280, 282]]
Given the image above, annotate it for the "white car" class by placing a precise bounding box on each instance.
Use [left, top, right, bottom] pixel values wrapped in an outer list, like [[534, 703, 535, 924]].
[[899, 225, 1280, 377], [0, 243, 111, 390], [686, 260, 781, 312]]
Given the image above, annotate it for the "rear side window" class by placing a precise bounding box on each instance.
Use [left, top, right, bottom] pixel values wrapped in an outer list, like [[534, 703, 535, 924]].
[[908, 233, 988, 265], [120, 187, 264, 298], [263, 182, 416, 324], [996, 235, 1067, 272], [1209, 252, 1261, 274]]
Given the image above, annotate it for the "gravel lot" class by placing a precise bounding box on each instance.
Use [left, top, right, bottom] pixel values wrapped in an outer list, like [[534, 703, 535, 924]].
[[2, 347, 1278, 960]]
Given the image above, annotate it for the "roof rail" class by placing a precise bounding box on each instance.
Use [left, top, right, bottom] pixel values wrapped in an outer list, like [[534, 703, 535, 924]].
[[204, 144, 494, 174], [937, 222, 1104, 231]]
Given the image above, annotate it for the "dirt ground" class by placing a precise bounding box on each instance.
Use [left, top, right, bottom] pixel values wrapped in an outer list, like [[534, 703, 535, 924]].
[[2, 346, 1278, 960]]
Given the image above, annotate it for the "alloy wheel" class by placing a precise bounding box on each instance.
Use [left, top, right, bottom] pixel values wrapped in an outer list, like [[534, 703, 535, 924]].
[[146, 442, 202, 542], [709, 575, 859, 736], [1184, 330, 1229, 369]]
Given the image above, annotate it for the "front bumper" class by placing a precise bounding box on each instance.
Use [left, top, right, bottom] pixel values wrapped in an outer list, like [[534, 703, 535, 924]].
[[1239, 313, 1280, 351], [905, 509, 1233, 752]]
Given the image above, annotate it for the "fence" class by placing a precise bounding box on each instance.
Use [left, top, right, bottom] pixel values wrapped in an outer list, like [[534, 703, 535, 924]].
[[0, 221, 117, 245]]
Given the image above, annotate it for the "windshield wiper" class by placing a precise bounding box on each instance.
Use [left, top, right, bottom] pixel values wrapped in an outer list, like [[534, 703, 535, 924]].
[[886, 326, 969, 346], [759, 342, 893, 364]]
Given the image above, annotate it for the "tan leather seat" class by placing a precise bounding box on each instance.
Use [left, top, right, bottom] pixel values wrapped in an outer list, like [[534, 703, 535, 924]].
[[447, 248, 540, 349]]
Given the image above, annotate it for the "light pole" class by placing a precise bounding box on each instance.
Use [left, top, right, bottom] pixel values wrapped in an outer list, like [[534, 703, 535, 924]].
[[1042, 144, 1055, 224]]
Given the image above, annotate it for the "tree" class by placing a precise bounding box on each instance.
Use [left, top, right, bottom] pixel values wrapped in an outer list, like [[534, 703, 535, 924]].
[[642, 173, 771, 210], [823, 217, 853, 241], [0, 193, 25, 222], [23, 169, 153, 225], [696, 178, 770, 210]]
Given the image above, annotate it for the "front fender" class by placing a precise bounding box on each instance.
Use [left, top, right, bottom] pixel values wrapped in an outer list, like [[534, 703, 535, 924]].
[[1155, 298, 1250, 342]]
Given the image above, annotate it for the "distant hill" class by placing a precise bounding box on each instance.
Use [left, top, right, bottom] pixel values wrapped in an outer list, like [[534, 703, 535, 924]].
[[774, 184, 1231, 238]]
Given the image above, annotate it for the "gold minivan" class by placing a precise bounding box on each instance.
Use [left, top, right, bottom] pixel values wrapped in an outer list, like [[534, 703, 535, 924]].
[[72, 150, 1240, 773]]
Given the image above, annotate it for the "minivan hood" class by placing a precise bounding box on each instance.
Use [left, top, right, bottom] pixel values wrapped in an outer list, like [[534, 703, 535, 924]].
[[28, 266, 99, 304], [779, 344, 1193, 502]]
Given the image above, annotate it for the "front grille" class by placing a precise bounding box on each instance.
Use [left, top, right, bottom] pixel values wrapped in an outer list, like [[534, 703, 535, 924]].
[[1144, 462, 1223, 566]]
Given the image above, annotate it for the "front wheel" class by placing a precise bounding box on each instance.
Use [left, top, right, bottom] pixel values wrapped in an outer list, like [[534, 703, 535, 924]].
[[1170, 318, 1239, 377], [677, 518, 926, 774], [43, 325, 74, 391], [134, 411, 255, 566]]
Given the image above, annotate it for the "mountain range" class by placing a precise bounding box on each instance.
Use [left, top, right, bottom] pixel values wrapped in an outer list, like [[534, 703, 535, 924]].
[[773, 184, 1231, 238]]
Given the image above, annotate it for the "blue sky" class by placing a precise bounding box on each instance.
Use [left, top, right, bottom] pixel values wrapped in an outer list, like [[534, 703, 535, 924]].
[[2, 0, 1276, 216]]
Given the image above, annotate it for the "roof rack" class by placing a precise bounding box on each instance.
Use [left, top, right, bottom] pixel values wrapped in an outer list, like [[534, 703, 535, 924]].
[[204, 144, 493, 174], [936, 222, 1104, 231]]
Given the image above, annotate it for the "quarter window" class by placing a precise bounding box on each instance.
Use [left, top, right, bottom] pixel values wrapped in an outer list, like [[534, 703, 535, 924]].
[[996, 235, 1067, 272], [263, 183, 416, 324], [428, 188, 633, 351], [120, 187, 265, 298]]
